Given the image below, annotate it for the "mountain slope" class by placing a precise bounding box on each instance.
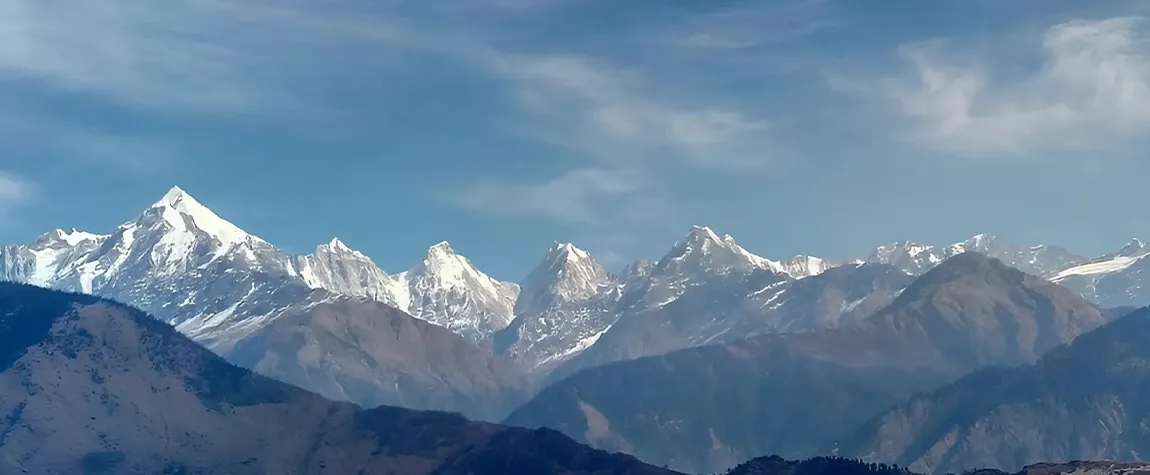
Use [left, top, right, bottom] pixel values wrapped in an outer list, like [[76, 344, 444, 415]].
[[224, 293, 534, 421], [1053, 239, 1150, 308], [839, 306, 1150, 475], [0, 282, 678, 475], [506, 253, 1109, 473]]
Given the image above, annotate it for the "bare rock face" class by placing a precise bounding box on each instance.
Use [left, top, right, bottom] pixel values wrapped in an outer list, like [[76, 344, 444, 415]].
[[0, 282, 677, 475]]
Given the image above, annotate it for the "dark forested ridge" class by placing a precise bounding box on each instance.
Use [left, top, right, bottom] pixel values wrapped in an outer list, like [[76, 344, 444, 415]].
[[725, 456, 913, 475]]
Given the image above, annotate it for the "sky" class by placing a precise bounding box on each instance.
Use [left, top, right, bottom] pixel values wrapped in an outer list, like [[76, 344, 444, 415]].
[[3, 0, 1150, 281]]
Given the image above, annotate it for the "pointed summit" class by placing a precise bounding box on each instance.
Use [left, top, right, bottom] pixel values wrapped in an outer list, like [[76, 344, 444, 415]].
[[516, 242, 607, 317], [658, 225, 780, 276], [324, 237, 353, 252], [544, 242, 592, 263], [142, 185, 257, 248], [403, 240, 520, 341], [1117, 238, 1147, 257], [686, 225, 722, 243], [427, 241, 455, 256], [311, 237, 367, 259], [157, 185, 191, 207], [667, 225, 725, 257]]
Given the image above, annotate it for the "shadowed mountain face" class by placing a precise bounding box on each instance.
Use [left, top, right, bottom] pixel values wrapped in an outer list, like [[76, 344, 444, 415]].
[[505, 253, 1110, 474], [0, 283, 677, 475], [838, 306, 1150, 475], [224, 294, 534, 422]]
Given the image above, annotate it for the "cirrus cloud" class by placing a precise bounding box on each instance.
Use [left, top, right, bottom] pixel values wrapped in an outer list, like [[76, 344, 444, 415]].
[[836, 16, 1150, 157]]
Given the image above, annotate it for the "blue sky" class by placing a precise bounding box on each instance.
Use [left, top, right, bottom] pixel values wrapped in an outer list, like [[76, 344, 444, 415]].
[[3, 0, 1150, 280]]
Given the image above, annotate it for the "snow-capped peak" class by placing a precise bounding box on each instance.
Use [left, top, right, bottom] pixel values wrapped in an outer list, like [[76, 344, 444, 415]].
[[401, 241, 520, 340], [412, 241, 512, 296], [970, 233, 994, 246], [147, 186, 259, 248], [1116, 238, 1147, 257], [315, 237, 365, 257], [515, 242, 608, 316], [780, 255, 835, 279], [544, 242, 592, 263], [670, 226, 727, 254], [660, 225, 781, 275], [427, 240, 456, 257], [690, 225, 722, 243]]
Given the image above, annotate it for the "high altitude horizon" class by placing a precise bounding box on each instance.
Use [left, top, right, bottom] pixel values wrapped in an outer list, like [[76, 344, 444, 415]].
[[3, 0, 1150, 280], [9, 184, 1140, 284]]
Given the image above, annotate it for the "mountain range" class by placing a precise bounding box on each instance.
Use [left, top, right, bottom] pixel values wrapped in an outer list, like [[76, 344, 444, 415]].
[[505, 253, 1112, 473], [2, 280, 1143, 475], [3, 186, 1150, 420], [4, 186, 1150, 474]]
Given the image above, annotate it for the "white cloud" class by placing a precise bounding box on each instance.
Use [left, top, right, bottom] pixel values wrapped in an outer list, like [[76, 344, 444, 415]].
[[850, 16, 1150, 157], [453, 168, 661, 226], [0, 0, 417, 117], [0, 172, 33, 219], [492, 54, 773, 169]]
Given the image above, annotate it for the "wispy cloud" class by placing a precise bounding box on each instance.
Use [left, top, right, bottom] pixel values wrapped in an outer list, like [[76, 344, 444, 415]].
[[0, 115, 178, 173], [452, 168, 663, 226], [838, 16, 1150, 157], [0, 172, 33, 220], [668, 0, 837, 51], [492, 54, 773, 170], [0, 0, 419, 117]]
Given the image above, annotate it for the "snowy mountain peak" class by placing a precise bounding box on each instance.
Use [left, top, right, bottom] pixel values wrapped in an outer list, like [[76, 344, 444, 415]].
[[545, 242, 591, 263], [144, 186, 259, 248], [515, 243, 609, 316], [670, 226, 729, 256], [688, 225, 722, 243], [158, 185, 190, 205], [779, 255, 835, 279], [658, 226, 780, 277], [316, 237, 362, 256], [402, 241, 519, 341], [427, 240, 456, 256], [1117, 238, 1147, 257]]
